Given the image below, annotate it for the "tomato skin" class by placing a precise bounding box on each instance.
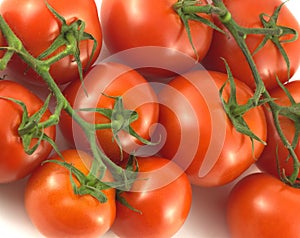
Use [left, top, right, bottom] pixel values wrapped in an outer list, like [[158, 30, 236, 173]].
[[227, 172, 300, 238], [0, 80, 55, 183], [202, 0, 300, 90], [25, 150, 116, 238], [59, 62, 159, 164], [0, 0, 102, 85], [157, 70, 267, 186], [256, 80, 300, 179], [111, 156, 192, 238], [100, 0, 213, 78]]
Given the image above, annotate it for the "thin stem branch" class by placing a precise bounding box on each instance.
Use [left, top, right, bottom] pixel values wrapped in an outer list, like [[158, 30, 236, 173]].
[[0, 14, 128, 183], [211, 0, 300, 184]]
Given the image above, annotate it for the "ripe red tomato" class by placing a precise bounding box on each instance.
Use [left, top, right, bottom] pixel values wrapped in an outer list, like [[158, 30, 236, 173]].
[[157, 70, 267, 186], [256, 80, 300, 179], [202, 0, 300, 90], [111, 156, 192, 238], [25, 150, 116, 238], [0, 80, 56, 183], [227, 172, 300, 238], [59, 62, 159, 164], [0, 0, 102, 85], [100, 0, 213, 78]]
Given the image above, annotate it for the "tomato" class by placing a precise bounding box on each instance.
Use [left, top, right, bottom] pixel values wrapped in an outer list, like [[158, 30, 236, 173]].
[[100, 0, 213, 78], [59, 62, 159, 164], [256, 80, 300, 179], [0, 0, 102, 85], [111, 156, 192, 238], [25, 150, 116, 238], [0, 80, 56, 183], [227, 172, 300, 238], [202, 0, 300, 90], [157, 70, 267, 186]]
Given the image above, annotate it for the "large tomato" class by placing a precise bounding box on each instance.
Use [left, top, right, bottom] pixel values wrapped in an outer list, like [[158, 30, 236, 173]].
[[100, 0, 213, 78], [157, 70, 267, 186], [256, 80, 300, 180], [59, 62, 159, 164], [25, 150, 116, 238], [0, 0, 102, 85], [202, 0, 300, 90], [111, 156, 192, 238], [227, 172, 300, 238], [0, 80, 56, 183]]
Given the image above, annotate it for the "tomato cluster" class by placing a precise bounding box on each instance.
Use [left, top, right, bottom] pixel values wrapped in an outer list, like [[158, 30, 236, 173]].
[[0, 0, 300, 237]]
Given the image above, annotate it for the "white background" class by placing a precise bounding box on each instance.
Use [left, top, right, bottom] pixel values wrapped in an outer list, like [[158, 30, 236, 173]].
[[0, 0, 300, 237]]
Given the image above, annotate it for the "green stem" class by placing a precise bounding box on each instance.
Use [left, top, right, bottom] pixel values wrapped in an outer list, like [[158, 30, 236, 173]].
[[94, 123, 112, 130], [43, 32, 77, 66], [0, 15, 127, 183], [210, 0, 300, 184], [174, 3, 227, 16], [270, 107, 300, 184], [38, 100, 65, 129], [241, 26, 283, 36], [212, 0, 265, 100], [179, 2, 285, 37]]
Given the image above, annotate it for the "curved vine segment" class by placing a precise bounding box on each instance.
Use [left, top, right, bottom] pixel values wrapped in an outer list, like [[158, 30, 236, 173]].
[[0, 1, 159, 200], [174, 0, 300, 187]]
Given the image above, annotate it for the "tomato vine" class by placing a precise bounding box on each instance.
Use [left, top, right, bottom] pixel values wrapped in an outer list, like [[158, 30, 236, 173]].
[[0, 2, 149, 200], [175, 0, 300, 186], [0, 0, 299, 204]]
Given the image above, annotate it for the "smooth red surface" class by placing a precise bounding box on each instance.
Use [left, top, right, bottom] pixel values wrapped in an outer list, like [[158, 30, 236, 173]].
[[227, 172, 300, 238], [111, 157, 192, 238], [101, 0, 213, 78], [25, 150, 116, 238], [59, 62, 159, 164], [0, 80, 55, 183], [203, 0, 300, 90], [256, 80, 300, 179], [158, 70, 267, 186], [0, 0, 102, 85]]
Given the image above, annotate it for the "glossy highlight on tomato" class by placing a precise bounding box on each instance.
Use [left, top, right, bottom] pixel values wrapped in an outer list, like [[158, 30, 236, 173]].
[[203, 0, 300, 90], [0, 0, 102, 85], [157, 70, 267, 186], [59, 62, 159, 164], [25, 150, 116, 238], [111, 156, 192, 238], [227, 172, 300, 238], [0, 80, 56, 183], [100, 0, 213, 78], [256, 80, 300, 179]]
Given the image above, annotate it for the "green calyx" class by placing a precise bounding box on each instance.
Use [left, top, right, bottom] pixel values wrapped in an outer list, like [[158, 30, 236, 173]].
[[40, 0, 98, 83], [0, 95, 61, 156], [219, 60, 267, 150], [253, 1, 298, 80], [0, 0, 98, 83], [173, 0, 225, 60], [0, 0, 151, 202], [43, 159, 112, 203], [116, 155, 142, 213], [43, 154, 142, 204], [269, 79, 300, 186], [80, 94, 159, 161], [173, 0, 300, 187]]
